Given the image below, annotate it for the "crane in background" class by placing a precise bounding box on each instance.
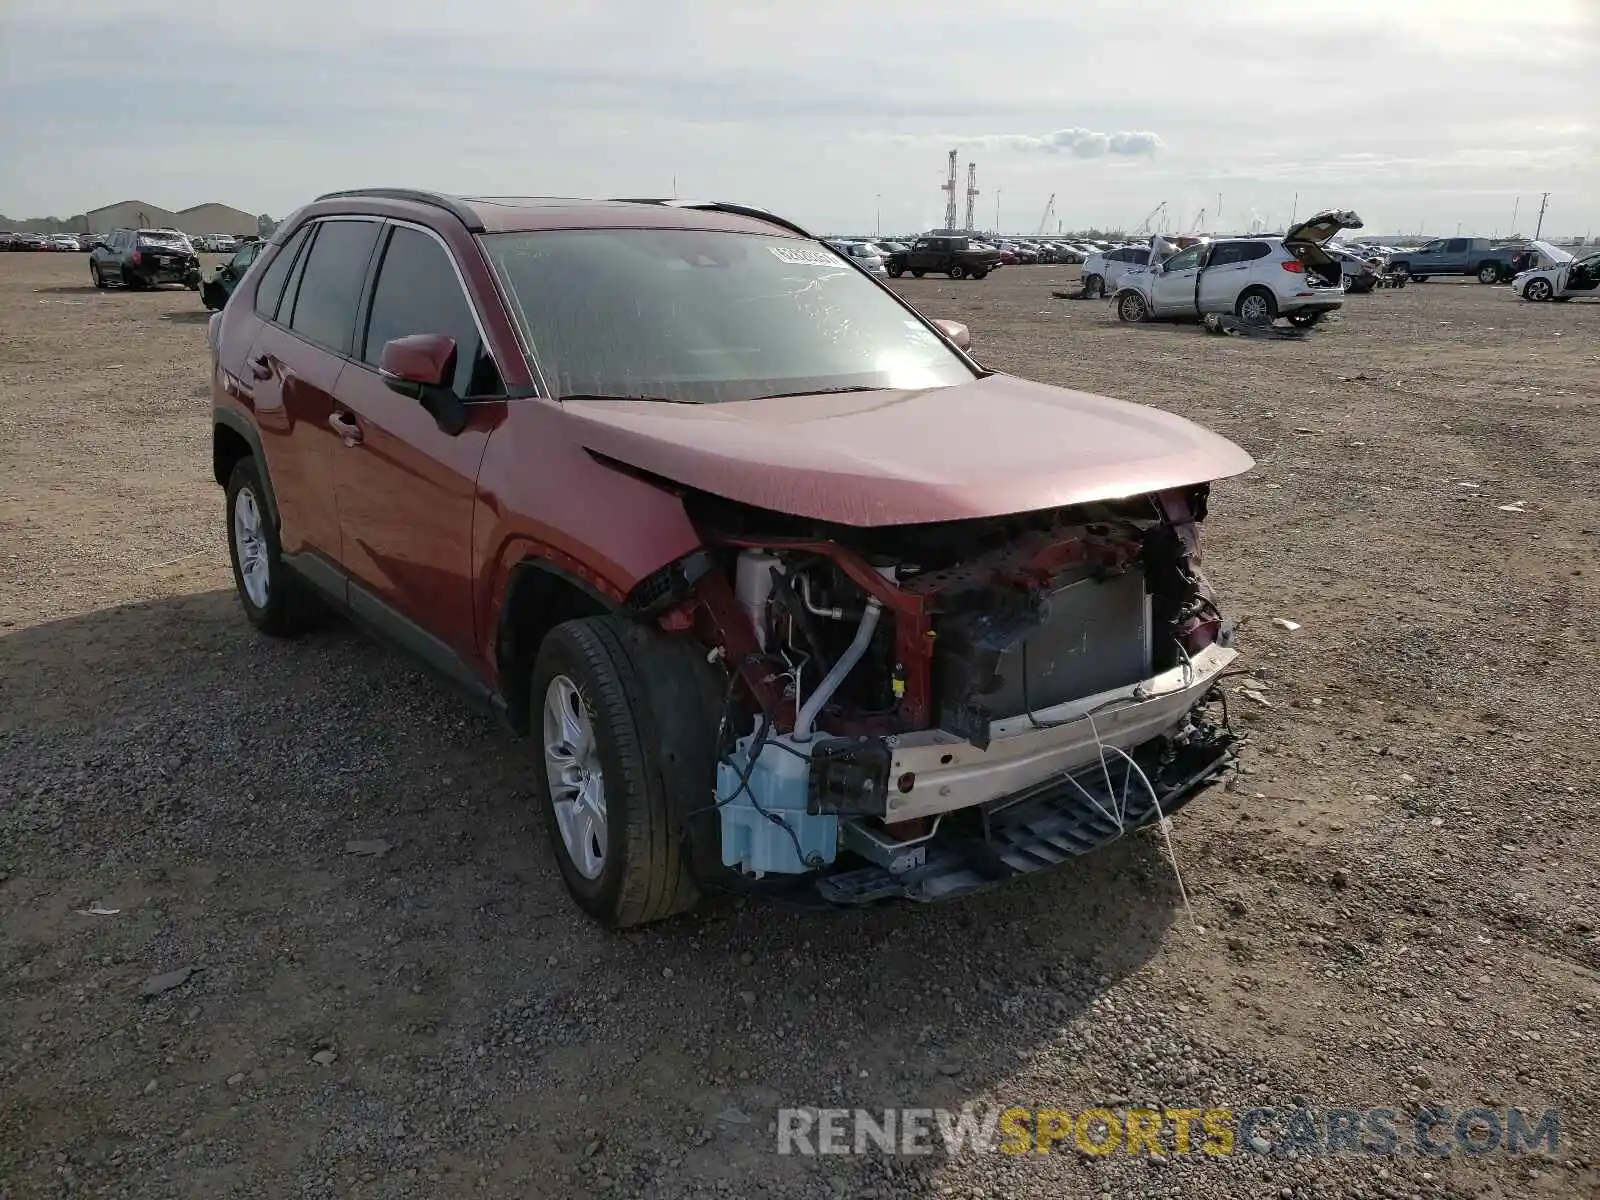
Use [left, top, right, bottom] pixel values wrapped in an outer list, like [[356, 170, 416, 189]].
[[1136, 200, 1168, 234], [963, 163, 979, 232], [1036, 193, 1056, 235]]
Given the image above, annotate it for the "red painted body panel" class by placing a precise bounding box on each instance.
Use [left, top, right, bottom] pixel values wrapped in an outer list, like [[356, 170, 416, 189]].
[[331, 366, 497, 660], [246, 322, 346, 566], [556, 373, 1255, 527]]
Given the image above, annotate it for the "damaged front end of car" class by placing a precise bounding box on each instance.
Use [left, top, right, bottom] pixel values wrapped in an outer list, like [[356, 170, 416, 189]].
[[627, 482, 1240, 907]]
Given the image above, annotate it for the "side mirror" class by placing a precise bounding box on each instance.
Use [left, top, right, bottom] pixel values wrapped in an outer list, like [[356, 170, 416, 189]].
[[379, 334, 467, 435], [933, 319, 971, 350]]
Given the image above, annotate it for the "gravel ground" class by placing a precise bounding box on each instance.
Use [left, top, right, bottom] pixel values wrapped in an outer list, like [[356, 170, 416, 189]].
[[1, 252, 1597, 1199]]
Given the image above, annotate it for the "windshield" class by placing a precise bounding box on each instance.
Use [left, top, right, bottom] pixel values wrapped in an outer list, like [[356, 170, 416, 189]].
[[482, 229, 975, 404]]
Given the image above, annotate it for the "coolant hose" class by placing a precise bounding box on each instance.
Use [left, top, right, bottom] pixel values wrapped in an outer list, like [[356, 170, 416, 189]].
[[791, 598, 883, 742]]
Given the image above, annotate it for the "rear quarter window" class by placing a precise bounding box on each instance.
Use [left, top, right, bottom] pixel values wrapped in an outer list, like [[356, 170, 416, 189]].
[[253, 225, 312, 320]]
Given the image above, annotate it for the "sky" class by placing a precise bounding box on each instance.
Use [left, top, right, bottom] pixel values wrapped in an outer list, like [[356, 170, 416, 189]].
[[1, 0, 1596, 239]]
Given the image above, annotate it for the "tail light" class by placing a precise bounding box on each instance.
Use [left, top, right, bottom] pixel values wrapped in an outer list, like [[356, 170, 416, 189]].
[[1280, 260, 1305, 274], [131, 250, 142, 266]]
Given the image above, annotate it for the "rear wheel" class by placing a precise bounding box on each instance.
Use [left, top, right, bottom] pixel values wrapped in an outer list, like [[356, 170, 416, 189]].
[[1477, 263, 1501, 284], [225, 458, 319, 637], [948, 263, 967, 280], [886, 261, 904, 279], [1235, 287, 1278, 326], [531, 616, 703, 927], [91, 262, 106, 289], [911, 269, 925, 278], [1116, 291, 1149, 323], [971, 268, 989, 280], [121, 267, 145, 290], [1411, 274, 1428, 282]]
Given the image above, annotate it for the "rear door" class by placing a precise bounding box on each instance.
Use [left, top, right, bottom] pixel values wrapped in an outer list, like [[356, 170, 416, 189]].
[[331, 221, 506, 673], [244, 217, 383, 589], [1198, 241, 1262, 310]]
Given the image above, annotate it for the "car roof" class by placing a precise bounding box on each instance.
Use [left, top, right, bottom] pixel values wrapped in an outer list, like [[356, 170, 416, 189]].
[[302, 189, 812, 240]]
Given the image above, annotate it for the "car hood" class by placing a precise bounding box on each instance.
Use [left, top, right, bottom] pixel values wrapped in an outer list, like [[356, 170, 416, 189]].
[[1284, 210, 1364, 245], [561, 374, 1254, 526], [1529, 240, 1574, 265]]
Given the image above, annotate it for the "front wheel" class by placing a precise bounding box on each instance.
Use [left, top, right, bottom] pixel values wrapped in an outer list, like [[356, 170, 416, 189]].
[[970, 268, 989, 280], [947, 264, 967, 280], [531, 616, 702, 927], [1477, 263, 1501, 284], [1116, 291, 1149, 322], [91, 263, 107, 289], [886, 261, 904, 279], [1083, 274, 1105, 298], [1525, 278, 1553, 301]]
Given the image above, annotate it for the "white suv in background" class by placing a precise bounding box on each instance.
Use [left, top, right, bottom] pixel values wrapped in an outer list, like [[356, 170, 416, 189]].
[[1080, 245, 1151, 297], [1114, 211, 1362, 327]]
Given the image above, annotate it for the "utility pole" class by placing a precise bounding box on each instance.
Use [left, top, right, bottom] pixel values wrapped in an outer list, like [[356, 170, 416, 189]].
[[1289, 193, 1297, 227], [876, 194, 881, 236], [1533, 192, 1551, 240], [994, 189, 1001, 234], [1217, 193, 1222, 224]]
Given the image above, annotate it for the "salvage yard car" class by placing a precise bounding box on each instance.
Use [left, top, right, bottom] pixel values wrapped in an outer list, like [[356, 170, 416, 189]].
[[210, 188, 1252, 926], [1114, 211, 1361, 328], [1511, 243, 1598, 302], [1387, 236, 1515, 283], [200, 237, 265, 310], [1080, 245, 1152, 298], [90, 227, 201, 290], [883, 235, 1002, 279]]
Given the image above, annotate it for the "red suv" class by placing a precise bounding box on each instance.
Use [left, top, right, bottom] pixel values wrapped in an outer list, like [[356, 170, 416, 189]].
[[210, 189, 1253, 926]]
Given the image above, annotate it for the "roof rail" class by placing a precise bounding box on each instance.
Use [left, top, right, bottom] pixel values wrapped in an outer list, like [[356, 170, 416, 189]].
[[313, 188, 484, 232], [605, 197, 812, 239]]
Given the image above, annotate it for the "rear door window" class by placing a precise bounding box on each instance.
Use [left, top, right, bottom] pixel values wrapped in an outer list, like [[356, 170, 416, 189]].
[[285, 219, 382, 356], [360, 225, 502, 397], [1446, 238, 1470, 252], [1207, 242, 1247, 267], [1129, 248, 1151, 265], [253, 226, 311, 321]]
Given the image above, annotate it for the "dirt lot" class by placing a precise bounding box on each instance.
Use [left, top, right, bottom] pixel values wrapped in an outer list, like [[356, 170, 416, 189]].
[[2, 249, 1597, 1200]]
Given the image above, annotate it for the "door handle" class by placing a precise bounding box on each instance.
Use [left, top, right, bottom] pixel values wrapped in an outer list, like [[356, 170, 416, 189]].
[[329, 411, 363, 445], [248, 353, 273, 381]]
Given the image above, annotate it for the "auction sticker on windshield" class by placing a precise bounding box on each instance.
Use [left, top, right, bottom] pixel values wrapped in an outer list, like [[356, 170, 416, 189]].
[[769, 245, 839, 267]]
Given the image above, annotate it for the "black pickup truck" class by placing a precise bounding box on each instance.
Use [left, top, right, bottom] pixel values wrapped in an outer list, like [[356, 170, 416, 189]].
[[884, 236, 1003, 280]]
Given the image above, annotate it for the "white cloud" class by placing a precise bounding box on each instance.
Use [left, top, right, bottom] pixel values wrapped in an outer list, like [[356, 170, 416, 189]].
[[947, 128, 1165, 158]]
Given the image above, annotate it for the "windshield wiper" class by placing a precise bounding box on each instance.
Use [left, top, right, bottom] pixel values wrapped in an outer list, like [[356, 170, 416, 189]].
[[746, 385, 886, 401]]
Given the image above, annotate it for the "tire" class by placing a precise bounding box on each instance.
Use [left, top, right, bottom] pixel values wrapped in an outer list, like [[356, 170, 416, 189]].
[[971, 268, 989, 280], [225, 458, 319, 637], [91, 263, 106, 289], [1477, 263, 1501, 284], [1411, 275, 1428, 283], [1287, 310, 1324, 328], [1235, 287, 1278, 326], [531, 615, 704, 927], [947, 263, 967, 280], [1083, 274, 1105, 299], [1341, 274, 1354, 292], [886, 261, 904, 279], [1116, 291, 1149, 323], [1391, 264, 1410, 280], [1525, 278, 1553, 302], [911, 269, 925, 279], [122, 267, 146, 291]]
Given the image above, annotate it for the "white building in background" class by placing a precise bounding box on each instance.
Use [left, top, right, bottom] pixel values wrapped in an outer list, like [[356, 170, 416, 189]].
[[81, 200, 259, 236], [172, 203, 259, 236], [83, 200, 178, 233]]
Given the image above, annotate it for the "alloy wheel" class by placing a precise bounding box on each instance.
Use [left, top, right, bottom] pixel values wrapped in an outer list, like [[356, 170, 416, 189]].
[[232, 486, 270, 609], [543, 675, 608, 880]]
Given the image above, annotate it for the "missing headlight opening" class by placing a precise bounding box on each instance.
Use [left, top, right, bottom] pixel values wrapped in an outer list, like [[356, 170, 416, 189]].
[[643, 483, 1239, 905]]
